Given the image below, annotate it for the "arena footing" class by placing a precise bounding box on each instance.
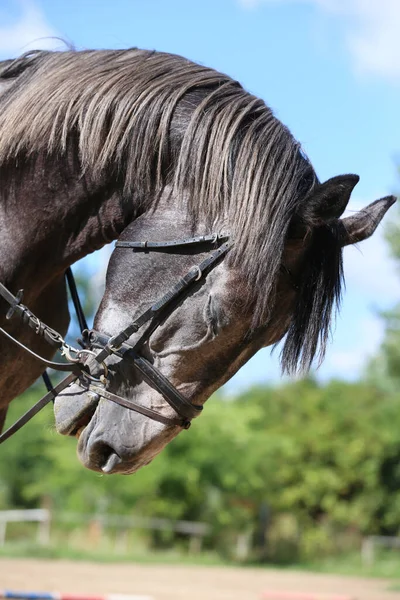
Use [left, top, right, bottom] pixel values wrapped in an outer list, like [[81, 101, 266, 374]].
[[0, 591, 153, 600]]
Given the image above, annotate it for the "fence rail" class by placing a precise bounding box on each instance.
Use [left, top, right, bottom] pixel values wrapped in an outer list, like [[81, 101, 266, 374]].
[[361, 535, 400, 566], [0, 508, 209, 553], [58, 511, 210, 535], [0, 508, 51, 546]]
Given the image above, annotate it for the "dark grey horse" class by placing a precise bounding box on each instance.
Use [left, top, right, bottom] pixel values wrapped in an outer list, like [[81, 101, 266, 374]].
[[0, 49, 394, 473]]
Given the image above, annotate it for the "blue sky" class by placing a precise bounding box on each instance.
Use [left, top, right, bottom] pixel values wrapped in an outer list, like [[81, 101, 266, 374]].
[[1, 0, 400, 391]]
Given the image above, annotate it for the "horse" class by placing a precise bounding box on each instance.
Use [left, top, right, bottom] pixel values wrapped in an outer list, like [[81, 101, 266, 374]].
[[0, 48, 394, 473]]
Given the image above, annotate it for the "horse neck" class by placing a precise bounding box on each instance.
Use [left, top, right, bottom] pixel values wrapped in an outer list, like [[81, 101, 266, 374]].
[[0, 150, 136, 288]]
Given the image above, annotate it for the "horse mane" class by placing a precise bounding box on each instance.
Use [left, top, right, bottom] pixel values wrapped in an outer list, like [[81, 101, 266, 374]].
[[0, 48, 342, 374]]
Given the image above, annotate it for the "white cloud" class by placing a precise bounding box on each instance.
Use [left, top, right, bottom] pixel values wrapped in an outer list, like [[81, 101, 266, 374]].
[[0, 0, 60, 58], [237, 0, 400, 83]]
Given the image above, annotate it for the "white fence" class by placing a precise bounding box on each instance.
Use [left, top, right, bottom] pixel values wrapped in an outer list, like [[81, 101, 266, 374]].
[[361, 535, 400, 566], [0, 508, 51, 546], [59, 511, 211, 553], [0, 509, 209, 553]]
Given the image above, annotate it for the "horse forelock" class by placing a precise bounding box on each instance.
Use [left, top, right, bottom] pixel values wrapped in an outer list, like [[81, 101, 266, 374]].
[[0, 48, 341, 373], [279, 224, 344, 375]]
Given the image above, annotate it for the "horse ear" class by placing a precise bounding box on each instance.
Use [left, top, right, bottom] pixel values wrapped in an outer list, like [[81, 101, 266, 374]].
[[305, 174, 360, 224], [340, 195, 397, 246]]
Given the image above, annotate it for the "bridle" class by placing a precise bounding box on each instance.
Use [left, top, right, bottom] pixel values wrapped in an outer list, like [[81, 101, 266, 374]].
[[0, 234, 231, 443]]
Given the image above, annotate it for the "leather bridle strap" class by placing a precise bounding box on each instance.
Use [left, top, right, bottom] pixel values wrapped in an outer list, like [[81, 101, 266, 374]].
[[0, 268, 91, 441], [0, 269, 88, 374], [65, 267, 88, 333], [82, 238, 233, 428], [0, 234, 232, 442], [95, 240, 232, 360], [0, 372, 78, 444], [82, 382, 186, 428], [0, 282, 67, 348], [86, 333, 200, 426], [0, 325, 82, 373], [116, 234, 230, 250]]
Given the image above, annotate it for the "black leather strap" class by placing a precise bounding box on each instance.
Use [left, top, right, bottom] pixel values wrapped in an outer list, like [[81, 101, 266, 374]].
[[87, 331, 202, 423], [66, 267, 88, 333], [131, 354, 201, 422], [0, 233, 231, 443], [0, 283, 65, 348], [116, 234, 229, 250], [0, 326, 82, 372], [83, 237, 232, 427], [0, 372, 77, 444], [83, 383, 190, 428], [96, 240, 232, 359]]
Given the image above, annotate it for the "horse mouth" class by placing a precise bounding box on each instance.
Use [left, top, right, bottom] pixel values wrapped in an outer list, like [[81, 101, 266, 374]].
[[71, 406, 97, 438], [54, 384, 127, 473], [54, 383, 168, 475], [53, 382, 100, 436]]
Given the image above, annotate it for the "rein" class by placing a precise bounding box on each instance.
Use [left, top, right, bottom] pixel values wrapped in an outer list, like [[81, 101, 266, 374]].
[[0, 279, 83, 371], [0, 234, 231, 443]]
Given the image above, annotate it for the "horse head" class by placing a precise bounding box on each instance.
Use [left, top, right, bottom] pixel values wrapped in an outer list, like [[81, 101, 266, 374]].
[[54, 178, 395, 474], [0, 49, 393, 470]]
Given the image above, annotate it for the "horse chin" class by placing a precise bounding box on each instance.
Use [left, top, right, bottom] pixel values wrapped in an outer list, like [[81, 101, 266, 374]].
[[76, 422, 155, 475], [76, 415, 164, 475]]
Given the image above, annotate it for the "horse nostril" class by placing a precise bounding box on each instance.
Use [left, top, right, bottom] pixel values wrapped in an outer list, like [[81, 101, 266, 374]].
[[97, 443, 123, 474]]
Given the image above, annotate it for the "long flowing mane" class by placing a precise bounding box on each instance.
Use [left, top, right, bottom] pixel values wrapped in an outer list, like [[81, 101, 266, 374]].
[[0, 49, 339, 373]]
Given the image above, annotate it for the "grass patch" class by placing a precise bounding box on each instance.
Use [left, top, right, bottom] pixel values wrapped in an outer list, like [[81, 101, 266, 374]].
[[0, 541, 227, 566], [2, 542, 400, 585], [301, 549, 400, 580]]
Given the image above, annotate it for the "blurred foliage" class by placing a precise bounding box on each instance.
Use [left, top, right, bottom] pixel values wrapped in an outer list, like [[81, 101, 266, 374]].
[[3, 211, 400, 564], [1, 376, 400, 562]]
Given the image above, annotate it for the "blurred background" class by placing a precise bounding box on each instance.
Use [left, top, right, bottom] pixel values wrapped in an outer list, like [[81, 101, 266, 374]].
[[1, 0, 400, 593]]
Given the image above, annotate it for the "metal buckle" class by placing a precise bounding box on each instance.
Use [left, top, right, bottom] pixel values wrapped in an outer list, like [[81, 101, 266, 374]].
[[78, 349, 109, 382], [190, 266, 202, 281], [29, 314, 42, 335]]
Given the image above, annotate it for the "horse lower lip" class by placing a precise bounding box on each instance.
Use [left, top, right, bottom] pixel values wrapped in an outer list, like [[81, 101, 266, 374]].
[[69, 405, 97, 437], [54, 384, 100, 435]]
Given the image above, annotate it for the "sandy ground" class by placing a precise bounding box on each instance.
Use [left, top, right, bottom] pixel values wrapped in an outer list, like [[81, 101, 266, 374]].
[[0, 558, 399, 600]]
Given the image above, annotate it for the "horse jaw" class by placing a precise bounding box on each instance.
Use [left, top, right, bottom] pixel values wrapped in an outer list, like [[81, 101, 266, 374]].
[[54, 379, 183, 474]]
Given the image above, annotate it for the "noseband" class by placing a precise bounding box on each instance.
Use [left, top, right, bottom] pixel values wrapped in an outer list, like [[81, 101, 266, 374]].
[[0, 234, 231, 443]]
